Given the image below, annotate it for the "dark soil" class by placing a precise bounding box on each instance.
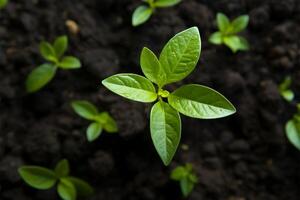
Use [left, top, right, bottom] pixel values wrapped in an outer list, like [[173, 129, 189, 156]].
[[1, 0, 300, 199]]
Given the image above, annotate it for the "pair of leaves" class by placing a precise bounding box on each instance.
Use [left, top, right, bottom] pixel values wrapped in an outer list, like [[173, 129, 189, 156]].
[[18, 159, 93, 200], [132, 0, 181, 26], [0, 0, 7, 9], [71, 100, 118, 142], [279, 76, 294, 102]]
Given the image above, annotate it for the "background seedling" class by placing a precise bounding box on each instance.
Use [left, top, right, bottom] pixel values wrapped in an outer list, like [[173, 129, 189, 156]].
[[171, 163, 198, 197], [102, 27, 236, 165], [132, 0, 181, 26], [279, 76, 294, 102], [18, 159, 93, 200], [0, 0, 8, 9], [209, 13, 249, 53], [285, 104, 300, 150], [26, 36, 81, 93], [71, 100, 118, 142]]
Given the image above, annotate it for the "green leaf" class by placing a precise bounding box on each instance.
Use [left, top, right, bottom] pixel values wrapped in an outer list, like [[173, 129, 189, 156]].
[[87, 122, 103, 142], [223, 35, 249, 53], [209, 32, 223, 45], [71, 100, 99, 120], [229, 15, 249, 34], [102, 73, 157, 103], [285, 120, 300, 151], [58, 56, 81, 69], [40, 41, 57, 62], [95, 112, 118, 133], [170, 166, 186, 181], [159, 27, 201, 85], [140, 47, 164, 86], [279, 77, 294, 102], [150, 101, 181, 166], [26, 63, 57, 93], [168, 84, 236, 119], [54, 36, 68, 58], [18, 166, 57, 190], [281, 90, 294, 102], [0, 0, 8, 9], [55, 159, 70, 178], [57, 178, 77, 200], [217, 13, 230, 32], [180, 178, 194, 197], [132, 5, 153, 26], [66, 177, 94, 197], [154, 0, 181, 7]]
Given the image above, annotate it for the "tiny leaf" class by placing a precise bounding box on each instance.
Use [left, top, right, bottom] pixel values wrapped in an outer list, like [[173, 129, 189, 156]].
[[40, 41, 57, 62], [0, 0, 8, 9], [229, 15, 249, 34], [154, 0, 181, 7], [55, 159, 70, 178], [180, 178, 194, 197], [170, 166, 186, 181], [132, 6, 153, 26], [58, 56, 81, 69], [87, 122, 103, 142], [217, 13, 230, 32], [57, 178, 77, 200], [285, 120, 300, 151], [71, 100, 98, 120], [96, 112, 118, 133], [54, 36, 68, 58], [66, 177, 94, 197], [209, 32, 223, 45], [223, 35, 249, 53]]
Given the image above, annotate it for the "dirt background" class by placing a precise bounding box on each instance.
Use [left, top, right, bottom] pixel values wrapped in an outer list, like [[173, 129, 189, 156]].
[[1, 0, 300, 199]]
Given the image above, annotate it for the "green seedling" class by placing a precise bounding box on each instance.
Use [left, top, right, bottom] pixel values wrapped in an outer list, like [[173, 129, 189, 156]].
[[170, 163, 198, 197], [0, 0, 8, 9], [285, 104, 300, 151], [102, 27, 236, 165], [71, 100, 118, 142], [279, 76, 294, 102], [26, 36, 81, 93], [132, 0, 181, 26], [209, 13, 249, 53], [18, 159, 93, 200]]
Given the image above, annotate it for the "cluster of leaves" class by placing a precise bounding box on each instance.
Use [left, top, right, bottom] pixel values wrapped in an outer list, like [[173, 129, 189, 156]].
[[71, 100, 118, 142], [26, 36, 81, 93], [285, 104, 300, 151], [209, 13, 249, 53], [132, 0, 181, 26], [18, 159, 93, 200], [170, 163, 198, 197], [279, 76, 294, 102], [102, 27, 236, 165], [0, 0, 7, 9]]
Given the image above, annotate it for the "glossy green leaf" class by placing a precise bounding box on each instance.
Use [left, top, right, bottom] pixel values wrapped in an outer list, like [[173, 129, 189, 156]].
[[55, 159, 70, 178], [71, 100, 98, 120], [285, 120, 300, 151], [217, 13, 230, 32], [159, 27, 201, 85], [40, 41, 57, 62], [102, 73, 157, 103], [66, 177, 94, 197], [132, 6, 153, 26], [54, 36, 68, 58], [26, 63, 57, 93], [154, 0, 181, 7], [170, 166, 186, 180], [0, 0, 8, 9], [209, 32, 223, 45], [57, 178, 77, 200], [180, 178, 194, 197], [95, 112, 118, 133], [87, 122, 103, 142], [223, 35, 249, 53], [58, 56, 81, 69], [150, 101, 181, 166], [18, 166, 57, 190], [229, 15, 249, 34], [168, 84, 236, 119]]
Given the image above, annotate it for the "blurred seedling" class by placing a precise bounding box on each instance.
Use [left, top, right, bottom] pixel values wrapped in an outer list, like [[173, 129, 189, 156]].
[[0, 0, 8, 9], [279, 76, 294, 102]]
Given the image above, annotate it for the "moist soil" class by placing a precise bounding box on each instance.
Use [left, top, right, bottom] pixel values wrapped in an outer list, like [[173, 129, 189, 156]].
[[1, 0, 300, 199]]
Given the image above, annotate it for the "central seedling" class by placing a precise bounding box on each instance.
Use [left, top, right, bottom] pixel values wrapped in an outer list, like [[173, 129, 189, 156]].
[[102, 27, 236, 165]]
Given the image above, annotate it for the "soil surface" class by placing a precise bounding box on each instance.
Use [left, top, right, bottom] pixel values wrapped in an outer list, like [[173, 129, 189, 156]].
[[1, 0, 300, 199]]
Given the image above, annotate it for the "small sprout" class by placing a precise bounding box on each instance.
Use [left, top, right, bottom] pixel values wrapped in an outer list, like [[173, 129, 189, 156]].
[[209, 13, 250, 53], [0, 0, 8, 9], [71, 100, 118, 142], [279, 76, 294, 102], [285, 104, 300, 150], [170, 163, 198, 197], [26, 36, 81, 93], [102, 27, 236, 165], [18, 159, 94, 200], [132, 0, 181, 26]]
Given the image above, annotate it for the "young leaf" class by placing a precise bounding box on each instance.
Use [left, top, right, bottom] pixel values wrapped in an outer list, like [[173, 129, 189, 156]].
[[66, 177, 94, 197], [132, 5, 153, 26], [87, 122, 103, 142], [71, 100, 99, 120], [0, 0, 8, 9], [26, 63, 57, 93], [55, 159, 70, 178], [40, 42, 57, 62], [150, 101, 181, 166], [208, 32, 223, 45], [54, 36, 68, 58], [57, 178, 77, 200], [159, 27, 201, 85], [96, 112, 118, 133], [102, 73, 157, 103], [180, 178, 194, 197], [170, 166, 186, 180], [223, 35, 248, 53], [154, 0, 181, 7], [58, 56, 81, 69], [217, 13, 230, 32], [168, 84, 236, 119], [229, 15, 249, 34], [285, 120, 300, 150], [18, 166, 57, 190], [279, 77, 294, 102]]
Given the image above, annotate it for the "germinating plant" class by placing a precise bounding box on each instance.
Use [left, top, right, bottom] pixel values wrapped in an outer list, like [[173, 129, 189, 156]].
[[0, 0, 8, 9], [26, 36, 81, 93], [209, 13, 249, 53], [18, 159, 93, 200], [71, 100, 118, 142], [279, 76, 294, 102], [285, 104, 300, 151], [102, 27, 236, 165], [132, 0, 181, 26], [170, 163, 198, 197]]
